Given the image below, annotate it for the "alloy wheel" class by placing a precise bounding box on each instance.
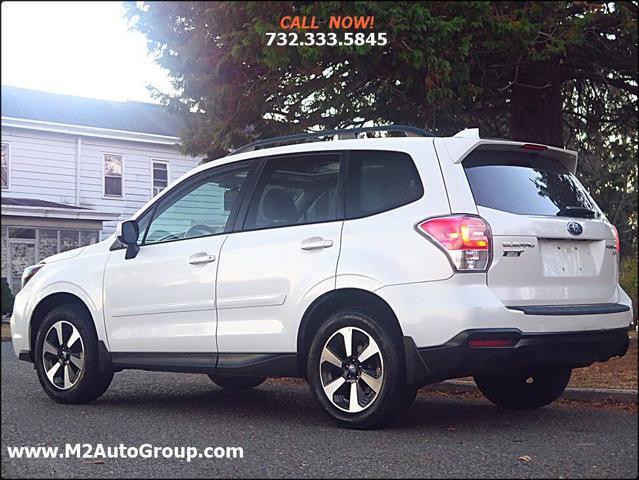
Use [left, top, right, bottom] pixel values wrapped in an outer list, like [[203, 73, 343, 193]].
[[41, 320, 85, 390], [319, 326, 384, 413]]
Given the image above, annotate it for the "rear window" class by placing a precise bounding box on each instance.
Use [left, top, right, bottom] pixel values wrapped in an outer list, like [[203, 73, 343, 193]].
[[463, 151, 599, 218], [346, 150, 423, 218]]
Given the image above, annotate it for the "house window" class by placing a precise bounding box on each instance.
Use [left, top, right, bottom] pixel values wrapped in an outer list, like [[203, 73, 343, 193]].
[[104, 153, 123, 197], [1, 143, 9, 189], [152, 161, 169, 196]]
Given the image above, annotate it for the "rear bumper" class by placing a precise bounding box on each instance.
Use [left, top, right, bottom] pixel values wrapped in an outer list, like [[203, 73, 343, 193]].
[[376, 276, 634, 349], [405, 327, 630, 386]]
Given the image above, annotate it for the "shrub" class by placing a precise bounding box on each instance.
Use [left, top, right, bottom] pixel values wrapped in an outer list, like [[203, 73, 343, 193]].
[[1, 277, 14, 316]]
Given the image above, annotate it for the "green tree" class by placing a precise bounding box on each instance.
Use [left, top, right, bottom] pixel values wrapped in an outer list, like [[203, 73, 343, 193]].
[[128, 1, 638, 254]]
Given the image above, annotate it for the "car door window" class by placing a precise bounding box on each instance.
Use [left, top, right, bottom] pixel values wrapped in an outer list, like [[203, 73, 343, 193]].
[[346, 150, 423, 218], [244, 154, 341, 230], [143, 161, 251, 244]]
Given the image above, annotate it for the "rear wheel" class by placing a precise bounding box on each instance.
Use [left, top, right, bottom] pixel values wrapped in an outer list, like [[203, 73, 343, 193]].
[[307, 309, 414, 429], [34, 305, 113, 404], [208, 375, 266, 390], [474, 366, 571, 410]]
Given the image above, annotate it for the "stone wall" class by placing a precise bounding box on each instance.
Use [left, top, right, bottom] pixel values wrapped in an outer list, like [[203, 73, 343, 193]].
[[1, 216, 102, 293], [0, 225, 7, 281]]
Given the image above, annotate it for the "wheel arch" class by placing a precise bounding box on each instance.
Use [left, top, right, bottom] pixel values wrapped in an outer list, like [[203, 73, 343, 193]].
[[29, 292, 98, 355], [296, 288, 404, 376]]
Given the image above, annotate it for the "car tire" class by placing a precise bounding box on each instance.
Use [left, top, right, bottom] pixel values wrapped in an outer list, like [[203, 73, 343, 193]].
[[34, 304, 113, 404], [307, 308, 413, 430], [208, 375, 266, 390], [474, 366, 572, 410]]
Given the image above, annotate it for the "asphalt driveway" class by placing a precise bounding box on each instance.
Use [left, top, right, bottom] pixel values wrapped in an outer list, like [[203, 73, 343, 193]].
[[1, 342, 637, 478]]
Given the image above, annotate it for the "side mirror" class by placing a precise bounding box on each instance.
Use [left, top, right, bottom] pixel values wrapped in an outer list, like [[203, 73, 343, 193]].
[[116, 220, 140, 259]]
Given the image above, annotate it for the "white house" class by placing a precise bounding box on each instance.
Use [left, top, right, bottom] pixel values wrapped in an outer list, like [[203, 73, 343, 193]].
[[1, 86, 202, 293]]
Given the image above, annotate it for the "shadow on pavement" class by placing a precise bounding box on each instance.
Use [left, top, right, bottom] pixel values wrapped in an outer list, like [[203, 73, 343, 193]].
[[79, 374, 560, 432]]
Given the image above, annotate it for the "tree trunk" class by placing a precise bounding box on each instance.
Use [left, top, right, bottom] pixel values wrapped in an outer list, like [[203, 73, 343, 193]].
[[509, 81, 563, 147]]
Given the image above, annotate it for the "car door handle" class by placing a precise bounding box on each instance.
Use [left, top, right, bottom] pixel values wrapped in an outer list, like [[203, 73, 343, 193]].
[[188, 252, 216, 265], [300, 237, 334, 250]]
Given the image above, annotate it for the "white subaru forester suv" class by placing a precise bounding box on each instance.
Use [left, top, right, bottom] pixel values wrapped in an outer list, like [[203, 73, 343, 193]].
[[10, 126, 632, 429]]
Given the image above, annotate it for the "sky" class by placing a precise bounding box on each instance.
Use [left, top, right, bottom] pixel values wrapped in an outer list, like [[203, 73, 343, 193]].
[[1, 1, 173, 103]]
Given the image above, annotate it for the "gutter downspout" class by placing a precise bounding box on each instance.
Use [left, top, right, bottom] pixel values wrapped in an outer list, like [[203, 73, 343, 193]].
[[75, 136, 82, 206]]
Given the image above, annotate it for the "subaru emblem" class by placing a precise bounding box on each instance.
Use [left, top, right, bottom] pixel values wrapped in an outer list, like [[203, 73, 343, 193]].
[[567, 222, 583, 236]]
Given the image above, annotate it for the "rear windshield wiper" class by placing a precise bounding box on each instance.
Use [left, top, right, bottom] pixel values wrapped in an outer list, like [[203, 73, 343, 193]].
[[556, 206, 597, 218]]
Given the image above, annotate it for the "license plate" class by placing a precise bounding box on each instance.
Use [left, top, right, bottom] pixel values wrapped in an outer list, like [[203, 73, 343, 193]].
[[541, 240, 594, 277]]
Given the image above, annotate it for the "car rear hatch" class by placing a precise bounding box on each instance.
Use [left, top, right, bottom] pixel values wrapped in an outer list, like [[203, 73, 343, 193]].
[[461, 143, 619, 306]]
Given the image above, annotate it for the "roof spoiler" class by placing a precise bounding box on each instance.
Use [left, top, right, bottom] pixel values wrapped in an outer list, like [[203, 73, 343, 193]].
[[441, 137, 578, 173], [453, 128, 480, 139]]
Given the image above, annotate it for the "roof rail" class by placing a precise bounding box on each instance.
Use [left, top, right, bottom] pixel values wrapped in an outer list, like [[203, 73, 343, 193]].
[[228, 125, 433, 155]]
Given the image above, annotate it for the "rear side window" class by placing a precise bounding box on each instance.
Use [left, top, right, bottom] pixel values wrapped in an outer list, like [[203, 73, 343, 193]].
[[244, 154, 341, 230], [463, 151, 599, 218], [346, 150, 423, 219]]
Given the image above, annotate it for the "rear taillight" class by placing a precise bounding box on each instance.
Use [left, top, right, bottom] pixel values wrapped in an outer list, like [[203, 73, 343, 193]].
[[416, 216, 492, 271], [611, 224, 620, 253]]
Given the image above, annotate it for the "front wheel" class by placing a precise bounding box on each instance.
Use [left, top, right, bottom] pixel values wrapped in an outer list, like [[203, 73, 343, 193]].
[[474, 366, 571, 410], [307, 309, 414, 429], [207, 375, 266, 390], [34, 305, 113, 404]]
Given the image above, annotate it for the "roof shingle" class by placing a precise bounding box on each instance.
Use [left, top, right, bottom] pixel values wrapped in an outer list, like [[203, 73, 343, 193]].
[[1, 86, 184, 137], [1, 197, 88, 210]]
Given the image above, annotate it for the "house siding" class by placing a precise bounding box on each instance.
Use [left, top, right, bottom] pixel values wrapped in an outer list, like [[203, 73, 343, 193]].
[[1, 128, 77, 204], [1, 126, 202, 238]]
